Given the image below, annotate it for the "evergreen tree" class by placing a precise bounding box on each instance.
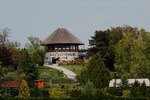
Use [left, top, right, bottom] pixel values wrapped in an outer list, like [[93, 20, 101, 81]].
[[81, 55, 110, 88], [80, 80, 95, 100], [18, 49, 38, 80], [18, 79, 30, 98]]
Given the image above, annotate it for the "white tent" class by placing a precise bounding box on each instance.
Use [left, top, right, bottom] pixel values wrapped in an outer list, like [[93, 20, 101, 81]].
[[109, 78, 150, 87]]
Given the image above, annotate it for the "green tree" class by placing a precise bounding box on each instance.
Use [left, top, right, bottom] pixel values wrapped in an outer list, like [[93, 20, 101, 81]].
[[80, 55, 110, 88], [18, 79, 30, 98], [25, 36, 46, 66], [18, 49, 38, 80], [80, 80, 95, 99], [48, 88, 67, 99], [9, 47, 21, 69], [88, 29, 113, 71], [88, 25, 140, 71], [114, 30, 150, 78]]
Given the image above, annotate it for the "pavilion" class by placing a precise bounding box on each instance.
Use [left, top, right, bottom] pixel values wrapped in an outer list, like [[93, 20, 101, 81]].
[[42, 27, 87, 64]]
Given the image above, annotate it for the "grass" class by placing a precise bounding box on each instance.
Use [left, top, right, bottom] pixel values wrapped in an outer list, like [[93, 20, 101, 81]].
[[36, 66, 68, 80], [59, 64, 85, 76]]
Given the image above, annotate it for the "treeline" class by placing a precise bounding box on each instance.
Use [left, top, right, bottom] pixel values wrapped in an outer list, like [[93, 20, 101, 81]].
[[77, 25, 150, 95], [0, 29, 45, 91], [0, 82, 150, 100], [87, 25, 150, 78]]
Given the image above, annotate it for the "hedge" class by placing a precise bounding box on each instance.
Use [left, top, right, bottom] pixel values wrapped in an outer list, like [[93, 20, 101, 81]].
[[0, 97, 149, 100]]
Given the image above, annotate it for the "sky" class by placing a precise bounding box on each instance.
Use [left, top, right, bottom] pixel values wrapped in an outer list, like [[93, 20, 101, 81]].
[[0, 0, 150, 48]]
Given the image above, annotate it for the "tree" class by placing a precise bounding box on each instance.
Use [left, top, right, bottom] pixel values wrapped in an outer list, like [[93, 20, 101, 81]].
[[0, 28, 11, 44], [0, 47, 12, 68], [0, 46, 21, 69], [25, 36, 46, 66], [80, 80, 95, 99], [0, 28, 21, 68], [88, 25, 140, 71], [18, 79, 30, 98], [79, 55, 110, 88], [114, 30, 150, 78], [9, 47, 21, 69], [8, 41, 21, 48], [18, 49, 39, 80]]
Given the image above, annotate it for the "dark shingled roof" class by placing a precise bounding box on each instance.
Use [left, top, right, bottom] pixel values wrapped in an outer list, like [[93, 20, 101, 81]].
[[43, 27, 84, 45]]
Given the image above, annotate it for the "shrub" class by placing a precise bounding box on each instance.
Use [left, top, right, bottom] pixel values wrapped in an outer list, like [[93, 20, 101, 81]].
[[18, 79, 30, 98], [48, 88, 67, 99]]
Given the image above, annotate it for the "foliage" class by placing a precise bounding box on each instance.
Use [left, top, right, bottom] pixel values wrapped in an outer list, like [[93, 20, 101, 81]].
[[88, 25, 141, 71], [0, 87, 12, 97], [114, 30, 150, 78], [122, 90, 130, 98], [68, 88, 81, 98], [18, 79, 30, 98], [0, 28, 11, 43], [88, 29, 113, 70], [0, 47, 21, 69], [8, 41, 21, 48], [48, 88, 67, 99], [106, 88, 122, 96], [1, 71, 17, 82], [0, 28, 21, 69], [18, 49, 39, 80], [130, 81, 149, 97], [25, 36, 46, 66], [118, 76, 130, 90], [30, 88, 49, 97], [78, 55, 110, 88], [0, 47, 12, 68], [9, 48, 21, 69], [80, 80, 95, 99]]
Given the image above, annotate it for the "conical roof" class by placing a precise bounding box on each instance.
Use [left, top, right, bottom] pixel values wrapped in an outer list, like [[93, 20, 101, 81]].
[[43, 27, 84, 45]]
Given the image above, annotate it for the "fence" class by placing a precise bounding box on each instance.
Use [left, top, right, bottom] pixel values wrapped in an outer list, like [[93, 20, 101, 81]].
[[41, 78, 77, 86]]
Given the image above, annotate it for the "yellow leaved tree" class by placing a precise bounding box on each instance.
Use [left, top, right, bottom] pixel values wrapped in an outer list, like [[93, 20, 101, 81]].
[[18, 79, 30, 98]]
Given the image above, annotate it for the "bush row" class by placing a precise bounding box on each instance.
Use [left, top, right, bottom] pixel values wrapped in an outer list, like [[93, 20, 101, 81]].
[[2, 87, 150, 99], [0, 97, 149, 100]]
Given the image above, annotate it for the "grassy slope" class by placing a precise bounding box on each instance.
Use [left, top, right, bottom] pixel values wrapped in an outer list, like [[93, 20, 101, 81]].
[[59, 64, 85, 76], [37, 66, 68, 79]]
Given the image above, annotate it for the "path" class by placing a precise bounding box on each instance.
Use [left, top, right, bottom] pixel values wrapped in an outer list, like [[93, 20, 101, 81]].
[[44, 64, 77, 80]]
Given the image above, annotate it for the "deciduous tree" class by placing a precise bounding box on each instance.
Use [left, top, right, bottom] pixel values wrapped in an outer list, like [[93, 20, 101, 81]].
[[114, 29, 150, 78], [25, 36, 46, 66]]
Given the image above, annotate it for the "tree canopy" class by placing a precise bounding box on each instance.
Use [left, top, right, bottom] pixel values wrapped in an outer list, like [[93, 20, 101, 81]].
[[25, 36, 46, 66], [88, 25, 143, 71], [114, 29, 150, 78]]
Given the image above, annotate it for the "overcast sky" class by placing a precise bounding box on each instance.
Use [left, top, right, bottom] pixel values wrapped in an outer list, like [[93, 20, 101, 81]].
[[0, 0, 150, 48]]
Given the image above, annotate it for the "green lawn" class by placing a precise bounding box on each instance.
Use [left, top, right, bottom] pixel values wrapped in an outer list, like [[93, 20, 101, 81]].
[[36, 66, 68, 80], [59, 64, 85, 76], [36, 64, 85, 80]]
